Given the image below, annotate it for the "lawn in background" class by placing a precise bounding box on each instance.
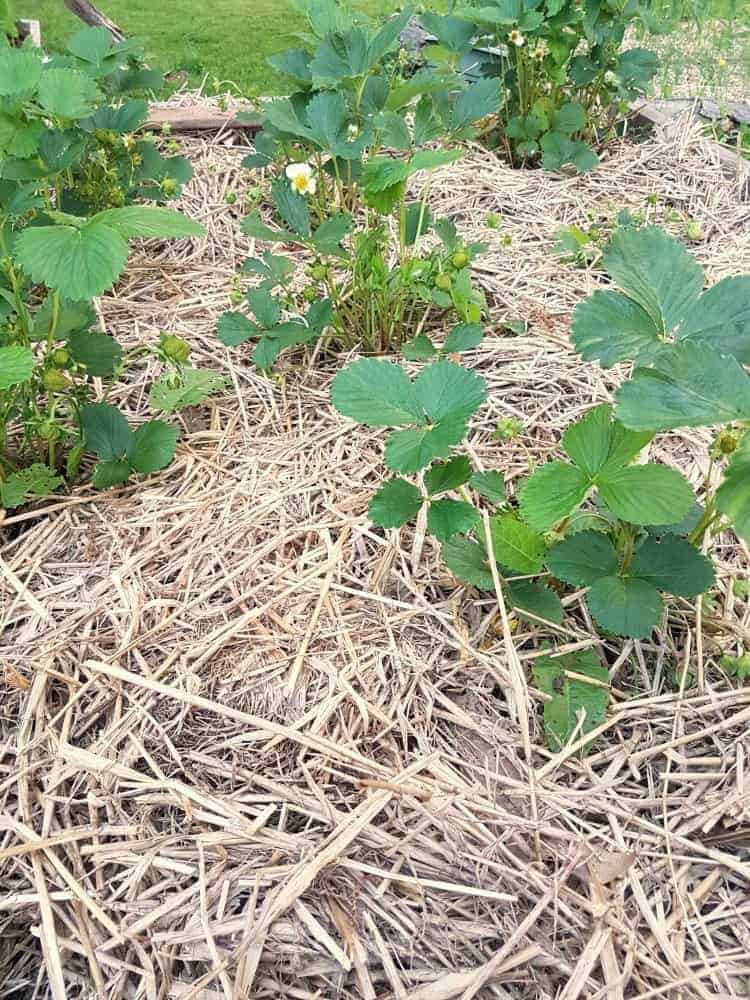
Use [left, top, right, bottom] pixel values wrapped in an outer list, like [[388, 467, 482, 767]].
[[23, 0, 402, 96]]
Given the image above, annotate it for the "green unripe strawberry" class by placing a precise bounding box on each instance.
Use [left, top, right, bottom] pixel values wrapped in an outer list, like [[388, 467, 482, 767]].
[[451, 250, 469, 269], [230, 290, 243, 305], [485, 212, 501, 229], [161, 177, 178, 197], [435, 273, 452, 291], [310, 264, 328, 281], [225, 191, 237, 204], [160, 333, 191, 364], [42, 369, 68, 393], [51, 348, 70, 368], [685, 220, 703, 242], [38, 419, 61, 442], [303, 286, 318, 302]]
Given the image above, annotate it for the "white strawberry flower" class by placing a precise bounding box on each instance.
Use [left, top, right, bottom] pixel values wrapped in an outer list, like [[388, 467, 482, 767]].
[[285, 162, 316, 196], [508, 29, 525, 47]]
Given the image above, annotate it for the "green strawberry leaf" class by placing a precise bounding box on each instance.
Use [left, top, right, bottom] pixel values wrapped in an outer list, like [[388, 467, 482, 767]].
[[37, 68, 102, 118], [1, 464, 63, 509], [402, 333, 438, 361], [385, 415, 467, 473], [519, 462, 590, 532], [331, 358, 422, 427], [247, 288, 281, 328], [427, 498, 479, 541], [489, 513, 546, 574], [15, 220, 128, 299], [149, 367, 226, 412], [369, 478, 424, 528], [602, 226, 705, 334], [442, 322, 484, 354], [532, 649, 609, 751], [630, 535, 714, 598], [469, 470, 505, 504], [82, 402, 133, 461], [586, 575, 663, 638], [93, 206, 204, 239], [68, 330, 123, 377], [424, 455, 473, 496], [547, 530, 618, 587], [506, 579, 564, 625], [616, 341, 750, 430], [0, 344, 34, 389], [413, 358, 486, 423], [442, 534, 494, 589], [597, 464, 693, 526], [571, 290, 662, 368], [92, 459, 131, 489], [716, 431, 750, 546], [272, 178, 311, 237], [0, 47, 42, 96], [677, 276, 750, 364], [129, 420, 179, 475]]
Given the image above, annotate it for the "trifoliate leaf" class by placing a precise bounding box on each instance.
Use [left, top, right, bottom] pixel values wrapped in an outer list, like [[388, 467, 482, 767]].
[[331, 358, 422, 426], [532, 649, 609, 751], [385, 415, 467, 473], [519, 462, 590, 532], [82, 402, 133, 461], [217, 311, 259, 346], [94, 206, 204, 239], [506, 579, 564, 625], [442, 534, 494, 589], [0, 345, 34, 389], [15, 220, 128, 299], [488, 513, 546, 574], [602, 226, 704, 334], [442, 322, 483, 354], [547, 531, 618, 587], [677, 276, 750, 364], [242, 251, 295, 288], [616, 341, 750, 430], [37, 68, 101, 118], [66, 25, 115, 65], [424, 455, 473, 496], [149, 367, 226, 412], [551, 102, 586, 134], [68, 330, 123, 377], [586, 575, 663, 638], [469, 470, 505, 504], [630, 535, 714, 598], [597, 464, 693, 526], [414, 358, 486, 422], [427, 499, 479, 541], [92, 460, 131, 489], [1, 464, 63, 509], [571, 289, 661, 368], [129, 420, 179, 475], [716, 431, 750, 546], [369, 478, 424, 528]]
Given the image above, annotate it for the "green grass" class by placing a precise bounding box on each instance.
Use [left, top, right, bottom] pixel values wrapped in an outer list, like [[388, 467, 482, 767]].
[[23, 0, 402, 96]]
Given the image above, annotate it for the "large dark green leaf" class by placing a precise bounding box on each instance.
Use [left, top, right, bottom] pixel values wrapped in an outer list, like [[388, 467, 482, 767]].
[[217, 312, 259, 346], [82, 402, 133, 461], [272, 179, 311, 237], [519, 462, 590, 532], [506, 580, 564, 625], [597, 464, 693, 526], [547, 531, 618, 587], [586, 574, 663, 638], [442, 534, 494, 589], [129, 420, 179, 475], [68, 330, 123, 377], [427, 499, 479, 541], [369, 478, 424, 528], [15, 220, 128, 299], [489, 513, 546, 574], [424, 455, 473, 496], [677, 276, 750, 364], [331, 358, 422, 426], [385, 416, 467, 473], [413, 358, 486, 422], [571, 289, 661, 368], [532, 649, 609, 751], [630, 535, 714, 598]]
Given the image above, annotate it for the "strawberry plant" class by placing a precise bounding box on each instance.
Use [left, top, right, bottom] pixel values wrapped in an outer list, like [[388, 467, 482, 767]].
[[416, 1, 659, 172], [0, 34, 218, 508], [217, 0, 498, 368], [571, 226, 750, 550]]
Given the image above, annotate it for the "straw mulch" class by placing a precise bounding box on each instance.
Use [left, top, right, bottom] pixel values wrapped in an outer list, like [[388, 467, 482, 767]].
[[2, 105, 750, 1000]]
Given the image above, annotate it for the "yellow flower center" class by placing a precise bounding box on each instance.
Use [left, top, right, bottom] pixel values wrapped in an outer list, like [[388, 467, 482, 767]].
[[292, 174, 310, 193]]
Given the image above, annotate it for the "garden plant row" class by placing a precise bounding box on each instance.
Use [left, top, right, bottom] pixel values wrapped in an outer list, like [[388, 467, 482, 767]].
[[2, 0, 750, 751]]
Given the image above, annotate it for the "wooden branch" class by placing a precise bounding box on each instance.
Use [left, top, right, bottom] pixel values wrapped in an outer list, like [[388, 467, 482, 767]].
[[63, 0, 125, 42], [145, 106, 263, 134]]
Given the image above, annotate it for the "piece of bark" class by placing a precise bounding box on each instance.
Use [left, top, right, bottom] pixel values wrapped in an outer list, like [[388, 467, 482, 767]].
[[145, 105, 263, 134], [64, 0, 125, 42]]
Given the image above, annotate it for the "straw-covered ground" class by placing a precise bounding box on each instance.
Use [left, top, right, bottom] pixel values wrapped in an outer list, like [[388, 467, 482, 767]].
[[2, 105, 750, 999]]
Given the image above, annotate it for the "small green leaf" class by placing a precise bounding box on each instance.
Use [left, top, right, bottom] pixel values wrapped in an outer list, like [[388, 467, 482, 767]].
[[547, 531, 618, 587], [0, 344, 34, 389], [424, 455, 473, 496], [129, 420, 179, 475], [149, 367, 225, 412], [448, 78, 500, 133], [385, 415, 467, 473], [442, 534, 494, 589], [442, 323, 483, 354], [217, 312, 259, 346], [414, 358, 486, 423], [68, 330, 123, 377], [404, 202, 433, 246], [597, 464, 693, 526], [272, 178, 311, 237], [241, 212, 296, 243], [587, 575, 663, 638], [532, 649, 609, 751], [0, 47, 42, 96], [562, 404, 614, 478], [402, 333, 437, 361], [571, 289, 662, 368], [506, 580, 564, 625], [247, 288, 281, 328], [1, 464, 63, 508], [519, 462, 590, 532], [82, 402, 133, 461], [469, 470, 505, 504], [37, 68, 101, 118], [551, 102, 585, 134], [92, 460, 131, 489], [331, 358, 422, 427], [489, 513, 546, 574], [312, 213, 352, 254], [369, 478, 424, 528], [716, 431, 750, 546], [427, 499, 479, 541], [630, 535, 714, 598]]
